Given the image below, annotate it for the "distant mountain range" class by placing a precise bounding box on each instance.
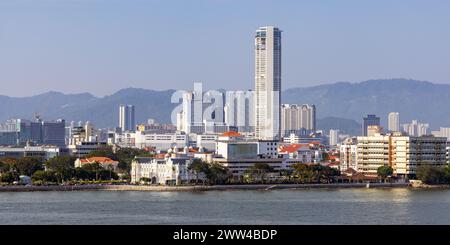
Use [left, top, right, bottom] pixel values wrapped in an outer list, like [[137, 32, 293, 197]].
[[0, 79, 448, 135]]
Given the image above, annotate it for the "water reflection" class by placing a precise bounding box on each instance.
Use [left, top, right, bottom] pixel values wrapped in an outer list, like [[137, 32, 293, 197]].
[[1, 189, 450, 224]]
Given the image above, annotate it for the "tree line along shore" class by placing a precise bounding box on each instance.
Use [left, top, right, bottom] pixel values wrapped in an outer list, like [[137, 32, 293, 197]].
[[1, 146, 450, 188]]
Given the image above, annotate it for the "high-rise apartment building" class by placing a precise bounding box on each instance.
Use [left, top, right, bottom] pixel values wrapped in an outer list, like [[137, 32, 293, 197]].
[[329, 129, 339, 146], [388, 112, 400, 132], [402, 120, 429, 137], [176, 83, 227, 134], [224, 90, 255, 133], [119, 104, 135, 132], [254, 26, 282, 141], [356, 132, 446, 177], [362, 114, 380, 136], [280, 104, 316, 137]]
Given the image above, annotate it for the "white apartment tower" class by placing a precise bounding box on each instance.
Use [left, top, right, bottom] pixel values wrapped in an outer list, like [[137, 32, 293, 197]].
[[388, 112, 400, 132], [329, 129, 339, 146], [255, 26, 282, 140], [119, 104, 135, 132]]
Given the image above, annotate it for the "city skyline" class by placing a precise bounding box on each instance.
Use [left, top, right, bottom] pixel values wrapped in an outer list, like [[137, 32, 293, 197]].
[[0, 0, 449, 97]]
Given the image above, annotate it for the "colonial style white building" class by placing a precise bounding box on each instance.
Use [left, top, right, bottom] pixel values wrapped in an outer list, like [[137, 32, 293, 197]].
[[130, 152, 196, 185]]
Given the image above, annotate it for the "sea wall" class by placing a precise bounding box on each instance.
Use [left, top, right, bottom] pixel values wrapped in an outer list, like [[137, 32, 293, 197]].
[[0, 182, 411, 192]]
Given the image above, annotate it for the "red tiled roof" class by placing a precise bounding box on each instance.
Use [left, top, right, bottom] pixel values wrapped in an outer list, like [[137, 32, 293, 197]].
[[80, 157, 118, 164], [279, 144, 309, 153], [220, 131, 242, 137]]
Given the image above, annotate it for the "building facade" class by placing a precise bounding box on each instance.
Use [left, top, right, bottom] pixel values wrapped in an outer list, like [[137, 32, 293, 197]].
[[356, 133, 446, 177], [362, 114, 380, 136], [329, 129, 339, 146], [130, 155, 195, 185], [254, 26, 282, 141], [388, 112, 400, 132], [119, 104, 135, 132], [402, 120, 429, 137], [281, 104, 316, 137]]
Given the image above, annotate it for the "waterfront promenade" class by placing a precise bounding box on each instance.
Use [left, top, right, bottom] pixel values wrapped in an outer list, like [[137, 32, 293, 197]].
[[0, 182, 412, 192]]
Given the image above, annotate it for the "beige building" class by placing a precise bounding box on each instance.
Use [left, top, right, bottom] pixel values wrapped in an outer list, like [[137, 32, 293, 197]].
[[357, 134, 391, 176], [356, 133, 447, 177], [281, 104, 316, 136], [390, 134, 447, 176]]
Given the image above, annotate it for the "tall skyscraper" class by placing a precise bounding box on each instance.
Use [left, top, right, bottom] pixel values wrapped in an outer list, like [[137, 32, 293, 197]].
[[119, 104, 135, 132], [362, 114, 380, 136], [254, 26, 282, 140], [388, 112, 400, 132], [329, 129, 339, 146]]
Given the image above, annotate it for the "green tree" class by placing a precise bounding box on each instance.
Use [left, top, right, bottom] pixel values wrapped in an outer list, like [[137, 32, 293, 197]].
[[279, 169, 294, 183], [377, 165, 394, 182], [0, 158, 17, 173], [74, 167, 90, 180], [15, 157, 44, 176], [292, 164, 315, 183], [206, 163, 230, 185], [0, 171, 18, 183], [32, 170, 58, 183], [81, 162, 103, 180], [319, 166, 340, 183], [247, 163, 274, 184], [188, 159, 209, 185], [45, 156, 76, 183], [416, 165, 447, 184], [0, 161, 9, 173]]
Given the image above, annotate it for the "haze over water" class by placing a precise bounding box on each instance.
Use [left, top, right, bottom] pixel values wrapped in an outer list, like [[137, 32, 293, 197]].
[[1, 189, 450, 225]]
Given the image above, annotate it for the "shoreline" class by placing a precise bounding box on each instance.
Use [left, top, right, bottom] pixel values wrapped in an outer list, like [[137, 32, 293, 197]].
[[0, 182, 417, 192]]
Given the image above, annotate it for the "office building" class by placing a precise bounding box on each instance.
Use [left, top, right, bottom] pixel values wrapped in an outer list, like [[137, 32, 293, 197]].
[[134, 131, 188, 150], [0, 117, 65, 147], [119, 104, 135, 132], [255, 26, 282, 140], [0, 145, 68, 160], [362, 114, 380, 136]]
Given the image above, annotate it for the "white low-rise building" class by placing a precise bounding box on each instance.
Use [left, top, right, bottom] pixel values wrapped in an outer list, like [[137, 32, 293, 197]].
[[213, 131, 285, 178], [68, 141, 108, 158], [134, 131, 188, 150], [131, 153, 196, 185], [279, 143, 323, 164]]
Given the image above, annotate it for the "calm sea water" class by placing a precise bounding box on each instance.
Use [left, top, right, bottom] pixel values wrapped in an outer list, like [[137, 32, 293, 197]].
[[0, 188, 450, 225]]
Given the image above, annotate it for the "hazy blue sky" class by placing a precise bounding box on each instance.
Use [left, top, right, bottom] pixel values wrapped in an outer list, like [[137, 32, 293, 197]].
[[0, 0, 449, 97]]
